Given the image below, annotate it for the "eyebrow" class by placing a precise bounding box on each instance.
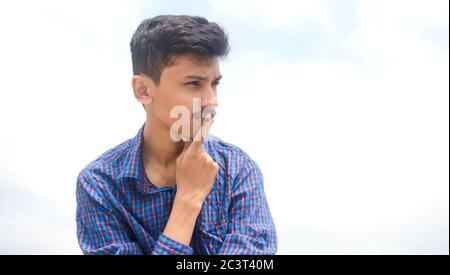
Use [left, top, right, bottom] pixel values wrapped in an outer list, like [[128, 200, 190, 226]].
[[184, 75, 222, 82]]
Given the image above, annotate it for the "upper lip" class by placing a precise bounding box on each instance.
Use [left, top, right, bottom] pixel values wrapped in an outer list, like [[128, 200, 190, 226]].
[[193, 107, 216, 119]]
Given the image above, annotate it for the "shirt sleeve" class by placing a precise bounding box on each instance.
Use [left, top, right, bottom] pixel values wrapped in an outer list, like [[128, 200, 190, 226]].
[[217, 158, 278, 255], [76, 171, 193, 255], [151, 234, 193, 255]]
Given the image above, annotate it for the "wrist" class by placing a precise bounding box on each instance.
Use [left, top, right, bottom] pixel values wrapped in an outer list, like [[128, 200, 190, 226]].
[[174, 191, 204, 214]]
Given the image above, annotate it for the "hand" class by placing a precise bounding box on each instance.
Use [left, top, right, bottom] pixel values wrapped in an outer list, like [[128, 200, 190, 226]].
[[162, 114, 218, 247], [175, 115, 219, 210]]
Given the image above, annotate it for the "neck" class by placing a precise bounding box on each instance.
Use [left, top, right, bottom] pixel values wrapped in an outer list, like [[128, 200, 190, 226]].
[[142, 111, 184, 168]]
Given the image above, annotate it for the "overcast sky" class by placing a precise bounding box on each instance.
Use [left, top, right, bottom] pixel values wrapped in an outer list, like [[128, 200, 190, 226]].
[[0, 0, 448, 254]]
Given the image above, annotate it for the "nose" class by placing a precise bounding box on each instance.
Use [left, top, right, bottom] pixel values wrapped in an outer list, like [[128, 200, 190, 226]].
[[201, 86, 218, 109]]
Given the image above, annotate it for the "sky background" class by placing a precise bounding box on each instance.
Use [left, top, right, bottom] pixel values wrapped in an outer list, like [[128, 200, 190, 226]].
[[0, 0, 448, 254]]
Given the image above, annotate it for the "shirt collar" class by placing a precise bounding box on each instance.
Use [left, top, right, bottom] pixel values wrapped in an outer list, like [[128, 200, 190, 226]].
[[119, 123, 148, 193]]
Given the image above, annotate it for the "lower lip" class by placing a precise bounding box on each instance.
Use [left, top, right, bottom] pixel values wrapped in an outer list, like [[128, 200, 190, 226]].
[[202, 117, 215, 123]]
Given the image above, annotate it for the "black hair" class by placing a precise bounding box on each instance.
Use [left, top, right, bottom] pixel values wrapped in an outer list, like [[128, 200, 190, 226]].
[[130, 15, 229, 85]]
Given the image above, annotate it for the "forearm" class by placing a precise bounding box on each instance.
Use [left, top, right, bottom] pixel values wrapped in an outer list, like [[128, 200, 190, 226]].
[[162, 193, 202, 247]]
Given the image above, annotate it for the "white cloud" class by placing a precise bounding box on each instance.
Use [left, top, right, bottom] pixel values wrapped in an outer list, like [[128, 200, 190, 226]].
[[0, 215, 80, 254], [209, 0, 336, 32], [347, 0, 449, 63]]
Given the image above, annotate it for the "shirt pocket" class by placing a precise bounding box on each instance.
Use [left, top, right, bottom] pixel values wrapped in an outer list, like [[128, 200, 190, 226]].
[[199, 221, 228, 254], [199, 185, 228, 228], [197, 191, 228, 254]]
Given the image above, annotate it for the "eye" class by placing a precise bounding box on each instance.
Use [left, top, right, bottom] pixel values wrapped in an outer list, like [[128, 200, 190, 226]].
[[187, 81, 201, 86], [212, 81, 220, 87]]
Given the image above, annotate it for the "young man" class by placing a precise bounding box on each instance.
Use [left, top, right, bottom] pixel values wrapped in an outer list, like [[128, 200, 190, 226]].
[[76, 15, 277, 255]]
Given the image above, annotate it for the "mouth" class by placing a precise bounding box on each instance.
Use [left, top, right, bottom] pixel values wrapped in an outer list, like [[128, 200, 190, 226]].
[[170, 106, 216, 142], [192, 106, 216, 120]]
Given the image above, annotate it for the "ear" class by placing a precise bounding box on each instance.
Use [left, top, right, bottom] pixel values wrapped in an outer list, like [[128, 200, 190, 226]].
[[132, 75, 154, 106]]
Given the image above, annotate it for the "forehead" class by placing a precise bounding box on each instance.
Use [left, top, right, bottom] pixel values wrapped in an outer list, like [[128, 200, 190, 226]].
[[161, 54, 220, 79]]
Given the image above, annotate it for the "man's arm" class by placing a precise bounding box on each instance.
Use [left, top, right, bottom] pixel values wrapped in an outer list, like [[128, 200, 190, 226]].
[[76, 172, 193, 255], [163, 117, 219, 248]]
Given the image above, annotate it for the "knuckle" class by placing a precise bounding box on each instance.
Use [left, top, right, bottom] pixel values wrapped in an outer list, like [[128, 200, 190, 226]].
[[211, 162, 219, 171]]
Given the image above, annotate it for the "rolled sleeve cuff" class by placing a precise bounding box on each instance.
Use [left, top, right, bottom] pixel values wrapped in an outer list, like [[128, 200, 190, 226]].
[[151, 234, 193, 255]]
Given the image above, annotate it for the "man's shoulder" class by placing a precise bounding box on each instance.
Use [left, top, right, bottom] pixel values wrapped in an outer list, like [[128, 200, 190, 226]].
[[205, 134, 260, 172], [205, 134, 248, 157], [77, 138, 133, 182]]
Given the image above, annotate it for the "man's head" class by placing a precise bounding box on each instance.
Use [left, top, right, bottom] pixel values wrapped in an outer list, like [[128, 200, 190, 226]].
[[130, 15, 229, 140]]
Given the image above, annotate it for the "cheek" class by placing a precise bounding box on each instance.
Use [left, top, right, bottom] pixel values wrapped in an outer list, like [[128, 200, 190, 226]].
[[150, 93, 172, 126], [154, 91, 195, 124]]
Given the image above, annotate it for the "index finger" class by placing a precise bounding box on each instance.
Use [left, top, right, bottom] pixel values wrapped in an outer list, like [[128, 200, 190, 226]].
[[189, 114, 213, 152]]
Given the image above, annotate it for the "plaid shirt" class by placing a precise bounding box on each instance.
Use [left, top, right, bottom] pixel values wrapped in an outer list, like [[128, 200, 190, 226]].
[[76, 123, 277, 255]]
